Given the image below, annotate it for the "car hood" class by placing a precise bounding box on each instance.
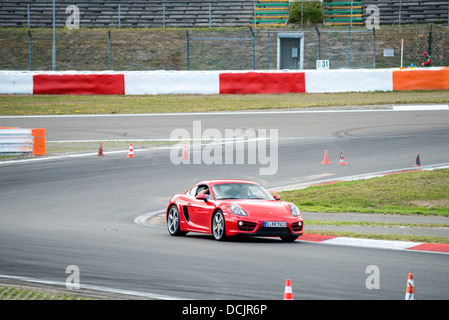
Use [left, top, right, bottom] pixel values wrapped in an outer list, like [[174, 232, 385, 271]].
[[224, 200, 297, 219]]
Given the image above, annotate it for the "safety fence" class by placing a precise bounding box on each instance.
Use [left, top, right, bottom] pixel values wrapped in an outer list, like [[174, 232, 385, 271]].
[[1, 24, 448, 71]]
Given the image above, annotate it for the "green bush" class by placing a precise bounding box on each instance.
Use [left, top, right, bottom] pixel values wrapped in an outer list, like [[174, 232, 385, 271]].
[[289, 1, 323, 24]]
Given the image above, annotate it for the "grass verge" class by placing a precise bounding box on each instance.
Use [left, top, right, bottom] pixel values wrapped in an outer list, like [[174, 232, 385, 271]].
[[1, 90, 449, 115], [0, 284, 90, 300], [279, 169, 449, 217]]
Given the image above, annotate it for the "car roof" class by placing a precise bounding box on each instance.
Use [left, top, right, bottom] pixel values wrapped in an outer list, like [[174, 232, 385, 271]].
[[196, 179, 259, 186]]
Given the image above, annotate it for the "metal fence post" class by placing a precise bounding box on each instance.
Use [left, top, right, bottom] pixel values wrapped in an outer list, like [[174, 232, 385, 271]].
[[52, 0, 56, 71], [315, 25, 321, 60], [186, 30, 190, 70], [163, 3, 165, 28], [267, 31, 270, 69], [347, 2, 353, 68], [250, 27, 255, 70], [301, 2, 304, 29], [108, 30, 112, 70], [428, 23, 433, 56], [27, 4, 30, 29], [373, 28, 376, 69], [28, 30, 32, 71], [399, 0, 402, 26]]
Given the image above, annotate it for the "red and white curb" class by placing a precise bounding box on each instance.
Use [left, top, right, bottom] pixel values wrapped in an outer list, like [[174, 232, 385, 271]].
[[299, 234, 449, 254]]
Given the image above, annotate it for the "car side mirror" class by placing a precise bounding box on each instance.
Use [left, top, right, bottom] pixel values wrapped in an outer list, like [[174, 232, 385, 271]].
[[273, 194, 280, 201], [196, 194, 208, 202]]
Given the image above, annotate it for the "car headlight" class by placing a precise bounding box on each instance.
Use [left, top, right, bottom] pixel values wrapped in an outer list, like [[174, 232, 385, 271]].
[[289, 204, 301, 217], [230, 204, 247, 216]]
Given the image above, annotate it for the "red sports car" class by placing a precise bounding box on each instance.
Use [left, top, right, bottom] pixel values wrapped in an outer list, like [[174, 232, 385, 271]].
[[166, 179, 303, 241]]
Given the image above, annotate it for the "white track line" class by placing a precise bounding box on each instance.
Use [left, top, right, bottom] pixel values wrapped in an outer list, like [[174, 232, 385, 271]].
[[0, 274, 188, 300]]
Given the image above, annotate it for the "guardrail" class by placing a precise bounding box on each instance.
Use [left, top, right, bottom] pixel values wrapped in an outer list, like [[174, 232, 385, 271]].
[[0, 128, 46, 156], [1, 68, 448, 95]]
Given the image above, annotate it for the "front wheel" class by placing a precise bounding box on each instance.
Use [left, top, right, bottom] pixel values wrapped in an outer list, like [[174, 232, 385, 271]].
[[212, 210, 226, 241], [167, 205, 187, 236]]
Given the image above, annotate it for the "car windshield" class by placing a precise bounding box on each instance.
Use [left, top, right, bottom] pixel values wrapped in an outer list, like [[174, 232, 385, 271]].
[[212, 183, 274, 200]]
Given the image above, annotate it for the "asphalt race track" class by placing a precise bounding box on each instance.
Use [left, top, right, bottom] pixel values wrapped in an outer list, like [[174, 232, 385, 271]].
[[1, 108, 449, 300]]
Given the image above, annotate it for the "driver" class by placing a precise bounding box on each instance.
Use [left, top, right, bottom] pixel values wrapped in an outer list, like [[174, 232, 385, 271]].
[[234, 184, 250, 199], [197, 187, 211, 200]]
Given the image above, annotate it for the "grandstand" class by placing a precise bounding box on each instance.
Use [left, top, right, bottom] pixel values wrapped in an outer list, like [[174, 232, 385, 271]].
[[0, 0, 254, 28], [0, 1, 448, 28], [363, 0, 449, 25]]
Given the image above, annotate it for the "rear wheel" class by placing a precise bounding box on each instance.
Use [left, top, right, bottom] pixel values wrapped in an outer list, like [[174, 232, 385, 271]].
[[167, 205, 187, 236], [212, 210, 226, 241]]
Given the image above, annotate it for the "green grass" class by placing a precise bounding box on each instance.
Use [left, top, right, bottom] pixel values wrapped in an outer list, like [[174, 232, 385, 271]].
[[279, 169, 449, 216], [0, 285, 90, 300], [1, 90, 449, 115]]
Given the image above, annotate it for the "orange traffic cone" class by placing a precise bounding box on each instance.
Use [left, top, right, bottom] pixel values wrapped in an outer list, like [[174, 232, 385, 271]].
[[182, 145, 189, 160], [405, 273, 415, 300], [127, 143, 135, 158], [338, 151, 348, 165], [283, 279, 293, 300], [97, 142, 104, 156], [413, 152, 421, 167], [321, 150, 330, 165]]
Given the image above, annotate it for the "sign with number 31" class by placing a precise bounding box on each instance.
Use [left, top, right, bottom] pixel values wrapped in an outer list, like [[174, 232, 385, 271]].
[[316, 60, 329, 70]]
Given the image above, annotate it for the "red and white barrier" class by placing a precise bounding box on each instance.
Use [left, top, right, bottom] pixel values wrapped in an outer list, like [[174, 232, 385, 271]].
[[33, 72, 124, 95], [0, 67, 448, 95], [305, 69, 393, 93], [124, 71, 219, 95], [219, 71, 305, 94], [0, 71, 34, 94]]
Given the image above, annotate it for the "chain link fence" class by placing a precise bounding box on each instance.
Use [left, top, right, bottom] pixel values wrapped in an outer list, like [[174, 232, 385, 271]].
[[1, 24, 448, 71]]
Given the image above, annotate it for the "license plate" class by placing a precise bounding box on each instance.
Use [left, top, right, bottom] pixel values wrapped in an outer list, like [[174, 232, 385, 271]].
[[264, 221, 286, 228]]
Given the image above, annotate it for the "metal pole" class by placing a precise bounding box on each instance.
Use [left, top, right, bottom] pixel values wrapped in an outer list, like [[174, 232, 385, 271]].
[[27, 5, 30, 29], [373, 28, 376, 69], [347, 2, 353, 68], [315, 25, 321, 60], [108, 30, 112, 70], [427, 23, 433, 56], [267, 32, 270, 69], [186, 30, 190, 70], [163, 4, 165, 28], [250, 27, 255, 70], [399, 0, 402, 26], [52, 0, 56, 71], [28, 30, 32, 71]]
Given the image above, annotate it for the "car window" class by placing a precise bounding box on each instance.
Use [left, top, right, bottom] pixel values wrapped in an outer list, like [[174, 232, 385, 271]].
[[189, 186, 198, 197], [212, 183, 273, 200], [196, 185, 210, 196]]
